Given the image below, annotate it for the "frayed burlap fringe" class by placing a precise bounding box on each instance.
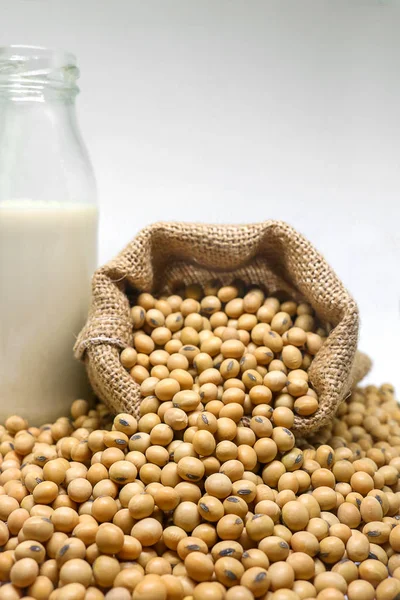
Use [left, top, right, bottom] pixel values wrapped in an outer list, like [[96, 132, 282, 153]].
[[75, 221, 370, 436]]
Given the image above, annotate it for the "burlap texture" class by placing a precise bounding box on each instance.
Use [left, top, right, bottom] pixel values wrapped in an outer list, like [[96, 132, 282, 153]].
[[74, 221, 370, 436]]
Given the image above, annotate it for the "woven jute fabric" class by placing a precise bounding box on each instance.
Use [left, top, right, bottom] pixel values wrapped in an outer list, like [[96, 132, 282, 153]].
[[74, 221, 370, 436]]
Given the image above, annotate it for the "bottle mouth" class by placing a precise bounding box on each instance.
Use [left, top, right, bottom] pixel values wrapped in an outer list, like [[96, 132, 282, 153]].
[[0, 45, 79, 96]]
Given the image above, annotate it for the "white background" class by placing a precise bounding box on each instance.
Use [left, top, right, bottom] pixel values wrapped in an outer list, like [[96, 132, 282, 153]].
[[2, 0, 399, 387]]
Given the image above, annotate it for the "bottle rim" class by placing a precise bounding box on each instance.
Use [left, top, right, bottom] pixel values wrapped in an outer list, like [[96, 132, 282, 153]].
[[0, 45, 79, 95]]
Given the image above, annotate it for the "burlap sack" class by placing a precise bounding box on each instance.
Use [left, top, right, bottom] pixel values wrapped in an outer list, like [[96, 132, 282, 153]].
[[74, 221, 371, 436]]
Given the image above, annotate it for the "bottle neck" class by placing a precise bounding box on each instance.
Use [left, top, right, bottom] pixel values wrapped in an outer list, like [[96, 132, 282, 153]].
[[0, 86, 80, 152], [0, 46, 79, 104], [0, 88, 78, 104], [0, 46, 96, 207]]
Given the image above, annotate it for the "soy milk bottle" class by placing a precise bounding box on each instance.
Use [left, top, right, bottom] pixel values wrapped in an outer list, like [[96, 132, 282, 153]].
[[0, 46, 98, 424]]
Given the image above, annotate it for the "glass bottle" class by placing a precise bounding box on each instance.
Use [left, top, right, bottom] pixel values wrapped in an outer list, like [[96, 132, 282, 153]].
[[0, 46, 98, 424]]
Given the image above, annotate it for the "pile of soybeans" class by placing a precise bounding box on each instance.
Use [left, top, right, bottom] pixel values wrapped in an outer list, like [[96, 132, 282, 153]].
[[1, 281, 399, 600]]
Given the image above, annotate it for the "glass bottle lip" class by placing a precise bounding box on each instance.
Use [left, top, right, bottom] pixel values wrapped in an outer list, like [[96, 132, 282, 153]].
[[0, 45, 79, 97]]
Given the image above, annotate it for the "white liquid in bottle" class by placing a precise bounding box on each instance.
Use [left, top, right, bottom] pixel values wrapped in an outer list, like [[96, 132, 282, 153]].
[[0, 201, 98, 424]]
